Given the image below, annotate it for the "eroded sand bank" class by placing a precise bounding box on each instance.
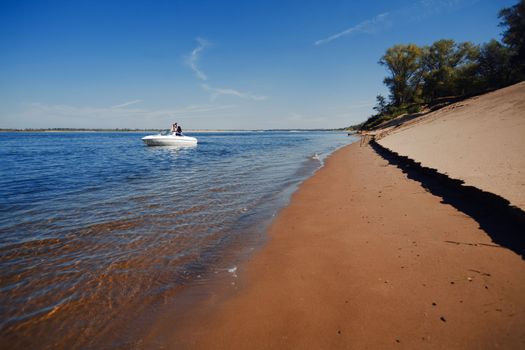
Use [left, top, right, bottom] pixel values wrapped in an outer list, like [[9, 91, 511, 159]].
[[377, 82, 525, 211]]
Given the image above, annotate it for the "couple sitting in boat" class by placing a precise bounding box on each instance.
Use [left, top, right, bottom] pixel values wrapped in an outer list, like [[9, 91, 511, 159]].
[[171, 123, 183, 136]]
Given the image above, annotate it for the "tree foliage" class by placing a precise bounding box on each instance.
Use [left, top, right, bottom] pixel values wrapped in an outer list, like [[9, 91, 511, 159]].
[[373, 94, 388, 115], [421, 40, 479, 100], [499, 0, 525, 75], [379, 44, 423, 106], [358, 0, 524, 131], [477, 39, 513, 89]]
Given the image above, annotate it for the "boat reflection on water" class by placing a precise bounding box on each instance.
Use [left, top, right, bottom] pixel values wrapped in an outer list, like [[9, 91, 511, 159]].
[[145, 141, 198, 161]]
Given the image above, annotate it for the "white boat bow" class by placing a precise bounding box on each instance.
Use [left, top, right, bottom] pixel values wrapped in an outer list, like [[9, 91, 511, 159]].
[[142, 133, 198, 146]]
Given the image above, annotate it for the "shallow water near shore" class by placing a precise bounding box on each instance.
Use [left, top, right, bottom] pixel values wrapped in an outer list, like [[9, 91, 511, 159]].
[[0, 131, 357, 348]]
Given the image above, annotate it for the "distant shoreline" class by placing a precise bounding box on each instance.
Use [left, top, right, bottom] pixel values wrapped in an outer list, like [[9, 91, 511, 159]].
[[0, 128, 342, 133], [0, 129, 158, 133]]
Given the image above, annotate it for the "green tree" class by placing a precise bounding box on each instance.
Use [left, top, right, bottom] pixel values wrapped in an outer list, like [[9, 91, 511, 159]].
[[499, 0, 525, 75], [421, 39, 479, 100], [379, 44, 423, 107], [477, 39, 513, 89], [373, 94, 388, 115]]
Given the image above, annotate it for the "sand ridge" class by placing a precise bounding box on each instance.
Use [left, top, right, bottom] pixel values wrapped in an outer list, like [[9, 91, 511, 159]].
[[377, 81, 525, 211]]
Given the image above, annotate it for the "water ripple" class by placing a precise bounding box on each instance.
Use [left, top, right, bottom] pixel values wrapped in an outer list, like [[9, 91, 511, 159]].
[[0, 131, 357, 347]]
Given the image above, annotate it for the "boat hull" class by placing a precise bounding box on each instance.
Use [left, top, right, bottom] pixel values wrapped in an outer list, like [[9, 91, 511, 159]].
[[142, 134, 198, 146]]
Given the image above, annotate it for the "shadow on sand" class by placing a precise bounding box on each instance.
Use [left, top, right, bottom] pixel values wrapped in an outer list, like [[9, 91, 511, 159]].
[[370, 139, 525, 260]]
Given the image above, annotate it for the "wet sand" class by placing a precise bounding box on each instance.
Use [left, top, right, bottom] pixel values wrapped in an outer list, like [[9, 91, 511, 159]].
[[144, 141, 525, 348]]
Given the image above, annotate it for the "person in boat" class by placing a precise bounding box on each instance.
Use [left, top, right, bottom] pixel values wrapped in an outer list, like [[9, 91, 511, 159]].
[[171, 123, 177, 134], [176, 124, 182, 136]]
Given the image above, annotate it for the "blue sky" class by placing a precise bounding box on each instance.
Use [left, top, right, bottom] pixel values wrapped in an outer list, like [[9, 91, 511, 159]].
[[0, 0, 515, 129]]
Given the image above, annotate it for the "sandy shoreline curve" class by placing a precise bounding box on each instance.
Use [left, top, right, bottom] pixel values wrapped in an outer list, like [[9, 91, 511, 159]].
[[143, 140, 525, 348]]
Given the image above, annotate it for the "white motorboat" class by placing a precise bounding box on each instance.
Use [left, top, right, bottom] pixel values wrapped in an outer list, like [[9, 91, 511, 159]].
[[142, 132, 198, 146]]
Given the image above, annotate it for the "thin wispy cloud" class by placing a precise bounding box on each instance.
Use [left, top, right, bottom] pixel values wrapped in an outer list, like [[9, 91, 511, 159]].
[[315, 0, 476, 45], [187, 37, 210, 81], [201, 84, 267, 101], [315, 13, 390, 46], [185, 38, 268, 101], [406, 0, 477, 21], [24, 102, 237, 122], [111, 99, 143, 108]]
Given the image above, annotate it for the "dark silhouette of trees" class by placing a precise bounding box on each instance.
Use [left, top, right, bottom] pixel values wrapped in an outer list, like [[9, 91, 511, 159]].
[[499, 0, 525, 76], [373, 95, 388, 115], [477, 39, 513, 89]]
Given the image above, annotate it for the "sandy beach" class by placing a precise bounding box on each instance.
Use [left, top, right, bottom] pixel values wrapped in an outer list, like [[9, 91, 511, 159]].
[[143, 137, 525, 348], [4, 2, 525, 349]]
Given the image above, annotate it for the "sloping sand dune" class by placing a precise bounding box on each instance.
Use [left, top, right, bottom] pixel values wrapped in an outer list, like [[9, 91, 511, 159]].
[[377, 82, 525, 211]]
